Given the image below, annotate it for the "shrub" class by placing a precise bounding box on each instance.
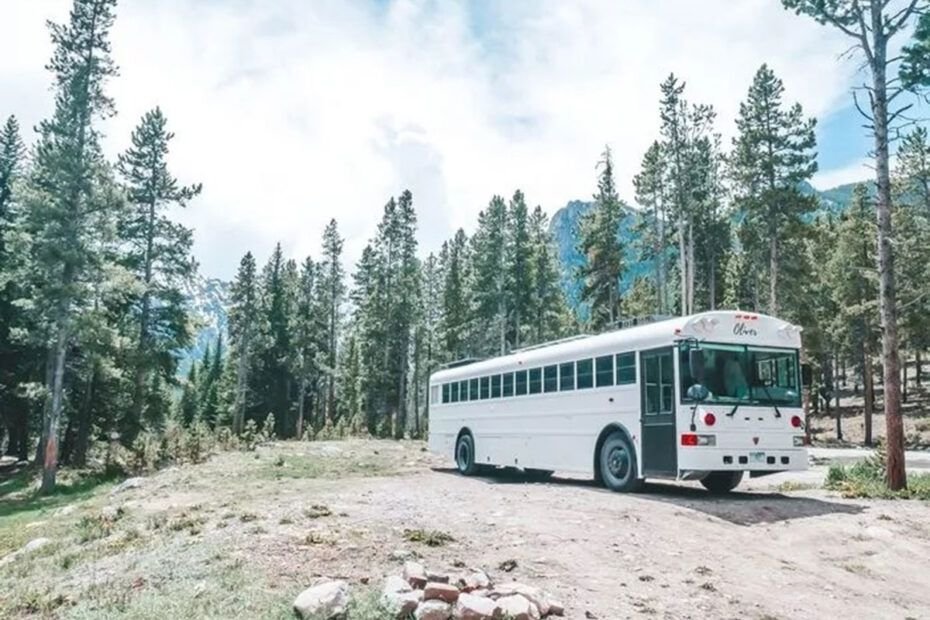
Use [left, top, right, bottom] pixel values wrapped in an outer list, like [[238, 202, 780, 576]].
[[824, 447, 930, 500]]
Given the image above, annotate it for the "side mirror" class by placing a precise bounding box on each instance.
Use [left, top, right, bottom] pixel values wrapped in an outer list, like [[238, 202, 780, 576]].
[[801, 363, 813, 389], [688, 348, 706, 383], [686, 383, 710, 402]]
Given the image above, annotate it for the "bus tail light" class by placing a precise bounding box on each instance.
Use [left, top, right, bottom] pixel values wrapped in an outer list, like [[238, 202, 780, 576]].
[[790, 415, 803, 428], [681, 434, 716, 447], [703, 412, 716, 426]]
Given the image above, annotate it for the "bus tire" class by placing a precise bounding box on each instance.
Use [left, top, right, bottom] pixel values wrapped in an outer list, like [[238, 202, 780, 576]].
[[598, 431, 643, 493], [455, 432, 480, 476], [700, 471, 743, 494]]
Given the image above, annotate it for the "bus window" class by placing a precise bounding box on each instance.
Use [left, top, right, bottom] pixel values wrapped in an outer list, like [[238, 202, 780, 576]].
[[529, 368, 542, 394], [502, 372, 514, 397], [577, 358, 593, 389], [459, 380, 468, 401], [469, 378, 479, 401], [442, 383, 450, 404], [544, 365, 558, 393], [595, 355, 614, 387], [431, 385, 439, 404], [559, 362, 575, 391], [515, 370, 527, 395], [616, 353, 636, 384], [491, 374, 502, 398], [480, 376, 490, 399], [451, 382, 459, 402]]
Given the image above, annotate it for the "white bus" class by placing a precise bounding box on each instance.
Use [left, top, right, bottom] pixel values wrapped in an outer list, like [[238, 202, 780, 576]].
[[427, 311, 808, 493]]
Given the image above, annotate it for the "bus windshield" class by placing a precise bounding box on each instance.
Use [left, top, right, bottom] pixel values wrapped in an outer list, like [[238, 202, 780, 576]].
[[679, 343, 801, 407]]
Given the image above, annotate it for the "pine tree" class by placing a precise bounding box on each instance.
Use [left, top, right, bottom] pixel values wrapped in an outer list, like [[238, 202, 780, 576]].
[[577, 147, 626, 330], [293, 257, 318, 438], [318, 220, 345, 423], [440, 230, 469, 360], [229, 251, 259, 435], [17, 0, 120, 493], [782, 0, 924, 490], [730, 64, 817, 316], [0, 116, 28, 459], [391, 191, 419, 438], [470, 196, 508, 355], [828, 185, 879, 444], [633, 141, 671, 315], [506, 191, 532, 349], [117, 107, 201, 439], [255, 243, 295, 436], [179, 362, 199, 427], [527, 206, 570, 344]]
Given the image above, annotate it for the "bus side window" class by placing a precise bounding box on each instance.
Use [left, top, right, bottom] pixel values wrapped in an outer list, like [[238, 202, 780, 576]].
[[480, 377, 490, 399], [469, 378, 479, 401], [431, 385, 439, 404], [559, 362, 575, 391], [595, 355, 614, 387], [515, 370, 528, 396], [544, 365, 558, 393], [529, 368, 542, 394], [616, 353, 636, 384], [577, 359, 594, 389], [442, 383, 450, 404], [502, 372, 514, 397], [491, 374, 502, 398]]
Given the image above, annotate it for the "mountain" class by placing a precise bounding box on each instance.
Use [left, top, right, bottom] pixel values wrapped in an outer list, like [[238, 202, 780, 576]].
[[548, 182, 863, 315], [179, 275, 230, 375]]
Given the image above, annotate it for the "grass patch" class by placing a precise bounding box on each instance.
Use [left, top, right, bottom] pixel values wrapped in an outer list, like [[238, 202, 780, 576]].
[[824, 451, 930, 500], [304, 504, 332, 519], [403, 528, 454, 547], [775, 480, 817, 493], [345, 588, 397, 620]]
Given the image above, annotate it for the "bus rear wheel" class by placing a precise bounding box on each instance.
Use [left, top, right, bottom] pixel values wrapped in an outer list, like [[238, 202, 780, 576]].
[[598, 431, 643, 493], [700, 471, 743, 494], [455, 433, 480, 476]]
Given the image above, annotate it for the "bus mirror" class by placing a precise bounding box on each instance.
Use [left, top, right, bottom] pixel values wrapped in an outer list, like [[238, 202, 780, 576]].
[[686, 383, 710, 402], [801, 363, 813, 388], [688, 348, 706, 382]]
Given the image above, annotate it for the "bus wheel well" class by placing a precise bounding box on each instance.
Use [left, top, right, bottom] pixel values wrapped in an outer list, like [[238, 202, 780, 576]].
[[455, 427, 473, 457], [593, 424, 635, 483]]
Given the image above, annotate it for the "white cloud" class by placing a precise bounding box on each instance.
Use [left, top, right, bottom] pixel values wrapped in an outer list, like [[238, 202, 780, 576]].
[[811, 158, 872, 190], [0, 0, 860, 278]]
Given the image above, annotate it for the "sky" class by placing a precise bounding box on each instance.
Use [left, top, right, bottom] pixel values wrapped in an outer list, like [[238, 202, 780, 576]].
[[0, 0, 906, 280]]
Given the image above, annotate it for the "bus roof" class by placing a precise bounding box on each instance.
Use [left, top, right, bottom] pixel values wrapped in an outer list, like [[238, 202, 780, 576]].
[[429, 310, 802, 384]]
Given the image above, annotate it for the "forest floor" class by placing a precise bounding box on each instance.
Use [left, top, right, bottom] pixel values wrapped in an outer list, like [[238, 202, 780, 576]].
[[2, 440, 930, 620]]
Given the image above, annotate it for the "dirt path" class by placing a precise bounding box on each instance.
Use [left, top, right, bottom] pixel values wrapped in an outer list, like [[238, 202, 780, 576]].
[[4, 440, 930, 619]]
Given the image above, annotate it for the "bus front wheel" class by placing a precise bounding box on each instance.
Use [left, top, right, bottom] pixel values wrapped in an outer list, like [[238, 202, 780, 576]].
[[455, 433, 480, 476], [598, 431, 643, 493], [700, 471, 743, 494]]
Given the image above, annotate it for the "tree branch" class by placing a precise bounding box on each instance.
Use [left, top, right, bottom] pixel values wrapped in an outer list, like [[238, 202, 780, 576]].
[[887, 0, 921, 34], [853, 89, 877, 122]]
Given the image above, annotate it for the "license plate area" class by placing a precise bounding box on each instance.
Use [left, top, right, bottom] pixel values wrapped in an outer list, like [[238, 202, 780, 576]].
[[750, 451, 766, 464]]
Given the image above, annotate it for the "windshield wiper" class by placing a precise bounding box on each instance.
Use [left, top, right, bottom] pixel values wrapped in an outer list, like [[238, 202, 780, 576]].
[[757, 383, 782, 418]]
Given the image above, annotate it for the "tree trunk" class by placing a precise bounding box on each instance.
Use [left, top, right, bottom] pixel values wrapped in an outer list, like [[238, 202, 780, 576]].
[[296, 362, 307, 439], [678, 220, 687, 316], [40, 309, 70, 494], [869, 12, 906, 490], [233, 336, 249, 435], [73, 361, 97, 467], [916, 350, 922, 385], [687, 218, 695, 314], [863, 342, 874, 447], [769, 232, 778, 316], [902, 355, 908, 404]]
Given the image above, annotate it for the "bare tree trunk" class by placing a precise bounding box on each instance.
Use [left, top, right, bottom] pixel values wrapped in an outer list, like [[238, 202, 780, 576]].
[[902, 354, 908, 404], [916, 350, 922, 385], [687, 218, 695, 314], [678, 221, 687, 316], [863, 342, 874, 447], [40, 309, 70, 494], [769, 233, 778, 316], [868, 13, 906, 490]]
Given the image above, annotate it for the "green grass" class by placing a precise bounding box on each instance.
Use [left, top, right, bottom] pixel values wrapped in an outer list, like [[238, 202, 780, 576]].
[[251, 453, 401, 481], [825, 452, 930, 500], [403, 528, 455, 547]]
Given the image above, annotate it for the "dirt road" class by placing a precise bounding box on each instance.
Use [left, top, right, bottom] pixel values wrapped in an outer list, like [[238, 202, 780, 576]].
[[3, 440, 930, 619]]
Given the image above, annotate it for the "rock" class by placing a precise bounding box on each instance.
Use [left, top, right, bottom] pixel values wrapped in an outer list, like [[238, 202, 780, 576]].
[[496, 594, 540, 620], [489, 583, 549, 616], [417, 599, 453, 620], [112, 477, 145, 494], [404, 561, 428, 588], [458, 570, 490, 592], [548, 599, 565, 616], [453, 592, 499, 620], [427, 570, 451, 583], [390, 548, 416, 562], [384, 575, 413, 595], [382, 589, 422, 618], [23, 538, 52, 553], [293, 580, 349, 620], [424, 582, 460, 604]]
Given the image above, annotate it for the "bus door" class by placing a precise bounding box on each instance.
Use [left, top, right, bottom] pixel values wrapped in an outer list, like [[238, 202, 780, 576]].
[[639, 347, 677, 476]]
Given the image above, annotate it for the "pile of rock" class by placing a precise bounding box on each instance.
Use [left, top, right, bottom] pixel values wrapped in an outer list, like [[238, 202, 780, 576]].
[[381, 560, 564, 620], [291, 562, 564, 620]]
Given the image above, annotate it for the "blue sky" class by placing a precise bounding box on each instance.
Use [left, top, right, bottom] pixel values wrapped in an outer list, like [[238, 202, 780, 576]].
[[0, 0, 909, 279]]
